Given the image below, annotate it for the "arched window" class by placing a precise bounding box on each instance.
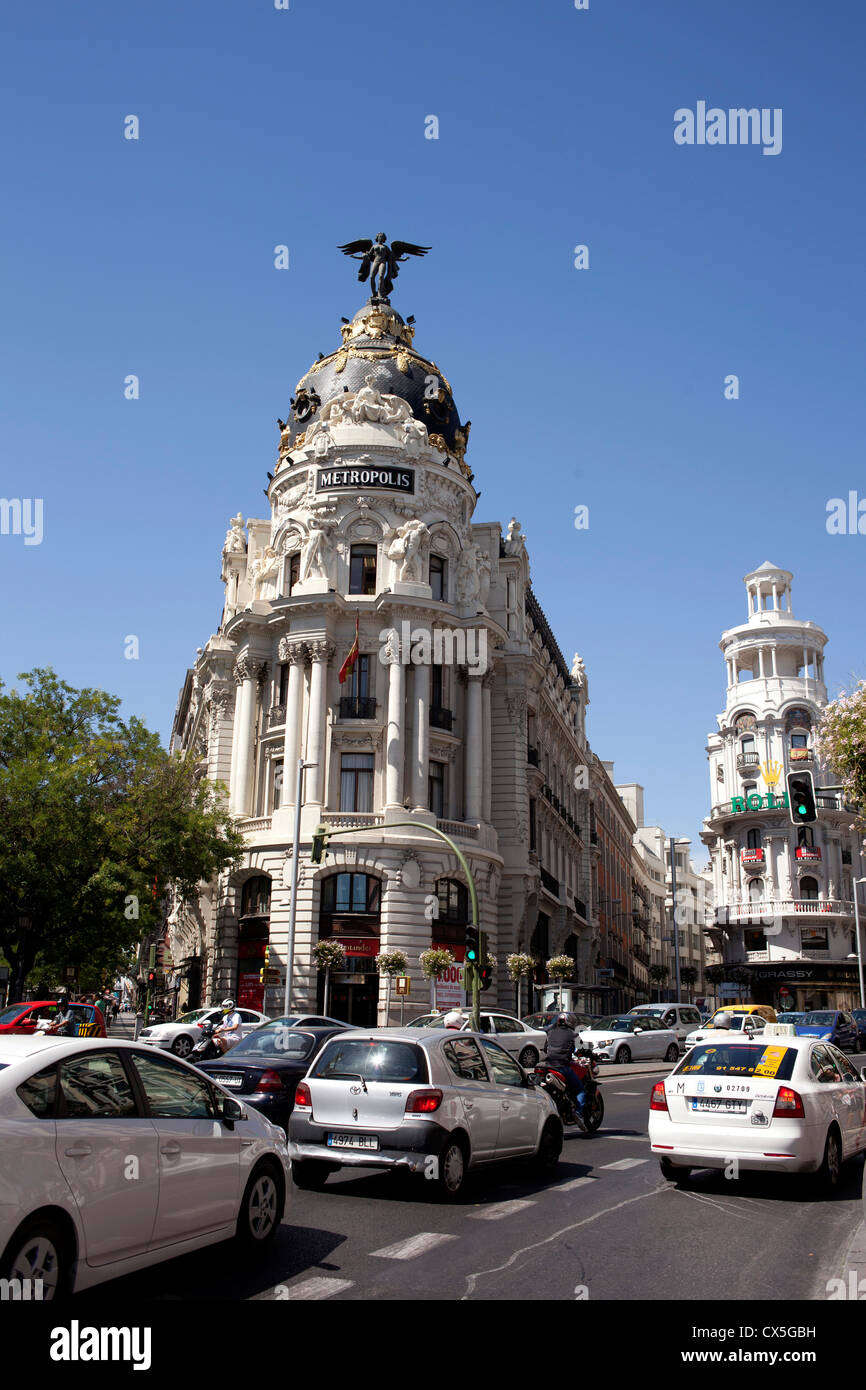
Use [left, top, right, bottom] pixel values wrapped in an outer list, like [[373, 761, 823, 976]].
[[747, 878, 763, 905], [320, 873, 381, 916], [240, 876, 271, 918], [746, 828, 762, 850], [800, 877, 819, 901]]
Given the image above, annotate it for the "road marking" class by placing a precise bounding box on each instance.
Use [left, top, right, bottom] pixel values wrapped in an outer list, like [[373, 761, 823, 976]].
[[469, 1199, 537, 1220], [599, 1158, 648, 1170], [371, 1233, 458, 1260], [556, 1176, 596, 1191], [276, 1277, 354, 1300], [609, 1134, 648, 1142]]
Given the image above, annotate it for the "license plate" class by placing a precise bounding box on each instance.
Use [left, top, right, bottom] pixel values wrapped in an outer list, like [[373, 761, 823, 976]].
[[691, 1097, 747, 1113], [327, 1133, 379, 1150], [219, 1075, 244, 1088]]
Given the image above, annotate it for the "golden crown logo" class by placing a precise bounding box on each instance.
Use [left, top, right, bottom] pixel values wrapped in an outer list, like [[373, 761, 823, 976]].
[[761, 760, 782, 787]]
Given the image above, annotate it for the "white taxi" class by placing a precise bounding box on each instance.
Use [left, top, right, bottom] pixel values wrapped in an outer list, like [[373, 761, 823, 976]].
[[649, 1028, 866, 1191]]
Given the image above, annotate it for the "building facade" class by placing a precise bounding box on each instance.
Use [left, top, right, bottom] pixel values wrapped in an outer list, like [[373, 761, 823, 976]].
[[168, 286, 612, 1023], [701, 562, 864, 1012]]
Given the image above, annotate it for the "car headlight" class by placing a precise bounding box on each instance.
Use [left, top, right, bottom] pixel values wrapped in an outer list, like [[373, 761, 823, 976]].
[[822, 1031, 832, 1040], [599, 1038, 614, 1047]]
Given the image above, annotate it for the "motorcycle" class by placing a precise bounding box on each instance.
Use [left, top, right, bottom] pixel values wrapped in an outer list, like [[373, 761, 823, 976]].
[[190, 1019, 224, 1063], [535, 1044, 604, 1133]]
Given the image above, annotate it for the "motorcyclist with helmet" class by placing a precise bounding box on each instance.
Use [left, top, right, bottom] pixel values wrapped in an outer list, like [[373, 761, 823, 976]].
[[545, 1011, 587, 1129], [212, 998, 243, 1054]]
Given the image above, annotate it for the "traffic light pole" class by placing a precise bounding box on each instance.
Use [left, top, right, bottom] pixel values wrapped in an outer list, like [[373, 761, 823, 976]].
[[311, 820, 482, 1030]]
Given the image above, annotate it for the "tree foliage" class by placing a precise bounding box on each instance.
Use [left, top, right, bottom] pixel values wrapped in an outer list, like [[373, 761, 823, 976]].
[[815, 680, 866, 824], [0, 669, 245, 997]]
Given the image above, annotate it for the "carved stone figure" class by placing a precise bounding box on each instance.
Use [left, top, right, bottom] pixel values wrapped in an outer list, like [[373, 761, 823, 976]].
[[402, 416, 428, 454], [478, 550, 491, 608], [381, 393, 412, 424], [223, 512, 246, 555], [456, 543, 481, 604], [504, 517, 526, 555], [387, 519, 429, 583], [251, 545, 281, 600], [571, 652, 586, 686], [301, 516, 335, 582], [313, 422, 332, 457], [277, 419, 292, 454]]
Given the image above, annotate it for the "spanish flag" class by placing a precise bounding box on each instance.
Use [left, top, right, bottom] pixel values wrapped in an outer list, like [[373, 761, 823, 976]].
[[338, 613, 360, 685]]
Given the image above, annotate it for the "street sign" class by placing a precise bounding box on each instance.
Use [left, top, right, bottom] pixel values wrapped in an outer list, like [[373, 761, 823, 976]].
[[395, 977, 411, 996], [779, 986, 790, 997]]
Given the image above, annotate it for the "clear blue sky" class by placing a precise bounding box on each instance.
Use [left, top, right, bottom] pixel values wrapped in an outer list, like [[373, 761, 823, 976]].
[[2, 0, 864, 857]]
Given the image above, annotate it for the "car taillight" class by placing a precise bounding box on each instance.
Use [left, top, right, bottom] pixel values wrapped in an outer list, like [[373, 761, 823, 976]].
[[294, 1081, 312, 1109], [772, 1087, 805, 1118], [255, 1070, 283, 1094], [650, 1082, 668, 1111], [405, 1088, 443, 1114]]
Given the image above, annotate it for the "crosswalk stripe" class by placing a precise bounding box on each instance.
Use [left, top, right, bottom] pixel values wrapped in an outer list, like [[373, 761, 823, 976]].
[[469, 1199, 537, 1220], [371, 1233, 458, 1260], [275, 1277, 354, 1300], [556, 1176, 596, 1191], [609, 1134, 649, 1142], [599, 1158, 648, 1170]]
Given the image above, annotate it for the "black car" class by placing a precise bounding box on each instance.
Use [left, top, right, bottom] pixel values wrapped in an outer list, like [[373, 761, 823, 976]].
[[197, 1023, 349, 1132]]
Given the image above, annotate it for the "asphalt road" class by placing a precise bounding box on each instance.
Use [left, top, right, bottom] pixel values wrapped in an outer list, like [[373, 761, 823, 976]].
[[77, 1060, 866, 1304]]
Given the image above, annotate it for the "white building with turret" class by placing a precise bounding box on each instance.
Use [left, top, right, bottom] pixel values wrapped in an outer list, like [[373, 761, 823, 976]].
[[701, 563, 864, 1013]]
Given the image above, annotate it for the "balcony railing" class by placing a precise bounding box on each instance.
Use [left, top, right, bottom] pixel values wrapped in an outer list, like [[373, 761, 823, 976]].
[[789, 748, 813, 763], [527, 745, 539, 767], [329, 812, 384, 829], [736, 752, 761, 769], [338, 696, 377, 719], [722, 898, 853, 922], [430, 706, 454, 731], [540, 867, 560, 898], [436, 818, 479, 841], [236, 816, 273, 834]]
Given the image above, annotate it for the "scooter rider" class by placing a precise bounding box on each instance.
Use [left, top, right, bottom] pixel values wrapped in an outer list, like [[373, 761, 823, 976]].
[[212, 998, 243, 1054], [545, 1012, 586, 1128]]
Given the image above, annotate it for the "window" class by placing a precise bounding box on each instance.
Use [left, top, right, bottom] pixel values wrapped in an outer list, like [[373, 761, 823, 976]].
[[494, 1016, 524, 1034], [348, 654, 371, 701], [800, 877, 819, 901], [800, 926, 828, 950], [241, 876, 271, 917], [17, 1065, 58, 1118], [740, 736, 756, 756], [349, 544, 377, 595], [791, 733, 808, 749], [437, 879, 468, 923], [797, 827, 814, 849], [321, 873, 381, 914], [58, 1052, 137, 1119], [431, 663, 444, 708], [277, 663, 289, 706], [129, 1052, 216, 1119], [743, 928, 766, 951], [429, 760, 445, 817], [312, 1038, 427, 1083], [443, 1038, 489, 1082], [480, 1039, 524, 1086], [273, 760, 284, 810], [747, 878, 764, 904], [287, 552, 301, 594], [746, 828, 762, 850], [430, 553, 446, 601], [809, 1044, 842, 1084], [340, 753, 374, 811]]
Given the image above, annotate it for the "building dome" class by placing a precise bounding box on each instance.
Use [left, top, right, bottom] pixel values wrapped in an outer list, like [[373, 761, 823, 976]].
[[282, 299, 469, 464]]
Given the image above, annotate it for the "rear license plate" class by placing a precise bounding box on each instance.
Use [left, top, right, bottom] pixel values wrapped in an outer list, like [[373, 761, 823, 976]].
[[691, 1098, 747, 1113], [327, 1133, 379, 1150], [219, 1075, 244, 1088]]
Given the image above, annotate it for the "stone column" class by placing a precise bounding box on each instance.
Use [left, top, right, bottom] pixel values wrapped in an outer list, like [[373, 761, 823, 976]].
[[481, 672, 494, 823], [305, 640, 334, 807], [279, 639, 308, 807], [464, 672, 483, 822], [771, 646, 778, 677], [758, 647, 765, 679], [230, 655, 264, 817], [412, 660, 431, 810], [385, 637, 406, 808]]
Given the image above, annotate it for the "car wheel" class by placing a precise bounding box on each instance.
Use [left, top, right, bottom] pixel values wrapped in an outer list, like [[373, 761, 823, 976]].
[[170, 1034, 194, 1058], [665, 1044, 679, 1063], [659, 1157, 691, 1184], [533, 1119, 563, 1174], [1, 1216, 71, 1299], [519, 1045, 539, 1069], [614, 1045, 631, 1065], [236, 1163, 283, 1245], [815, 1129, 842, 1194], [291, 1160, 332, 1191], [434, 1137, 469, 1201]]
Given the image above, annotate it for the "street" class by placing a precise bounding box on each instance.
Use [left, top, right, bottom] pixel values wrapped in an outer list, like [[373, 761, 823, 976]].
[[77, 1058, 865, 1304]]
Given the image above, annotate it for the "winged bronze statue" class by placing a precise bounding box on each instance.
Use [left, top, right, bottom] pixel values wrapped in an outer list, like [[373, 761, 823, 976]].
[[337, 233, 431, 301]]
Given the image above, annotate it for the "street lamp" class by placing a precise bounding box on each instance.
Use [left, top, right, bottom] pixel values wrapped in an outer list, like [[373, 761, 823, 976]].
[[846, 877, 866, 1011]]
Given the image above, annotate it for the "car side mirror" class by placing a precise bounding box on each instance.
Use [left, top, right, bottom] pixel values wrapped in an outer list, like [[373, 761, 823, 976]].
[[633, 1027, 643, 1034], [221, 1095, 247, 1128]]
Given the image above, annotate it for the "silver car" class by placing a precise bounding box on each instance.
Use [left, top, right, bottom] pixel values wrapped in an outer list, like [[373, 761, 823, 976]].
[[405, 1011, 548, 1069], [288, 1028, 562, 1199]]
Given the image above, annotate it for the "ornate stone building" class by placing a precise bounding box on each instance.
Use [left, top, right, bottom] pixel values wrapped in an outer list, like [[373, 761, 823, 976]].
[[701, 562, 864, 1012], [169, 285, 605, 1024]]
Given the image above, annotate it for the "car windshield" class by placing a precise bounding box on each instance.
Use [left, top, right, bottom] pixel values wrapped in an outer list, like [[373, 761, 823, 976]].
[[260, 1016, 304, 1029], [632, 1007, 664, 1018], [677, 1044, 797, 1080], [177, 1010, 210, 1024], [853, 1011, 866, 1021], [232, 1030, 314, 1060], [311, 1039, 429, 1084], [407, 1015, 447, 1028], [0, 1006, 27, 1025], [801, 1012, 837, 1026], [593, 1018, 635, 1032]]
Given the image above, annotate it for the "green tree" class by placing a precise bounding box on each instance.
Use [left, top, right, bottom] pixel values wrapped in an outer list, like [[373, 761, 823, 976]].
[[649, 962, 669, 1002], [0, 669, 245, 1000], [815, 681, 866, 823], [679, 965, 699, 1001]]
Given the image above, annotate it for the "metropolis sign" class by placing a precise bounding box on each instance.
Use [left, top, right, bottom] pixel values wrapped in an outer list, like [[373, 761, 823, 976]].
[[317, 466, 414, 493]]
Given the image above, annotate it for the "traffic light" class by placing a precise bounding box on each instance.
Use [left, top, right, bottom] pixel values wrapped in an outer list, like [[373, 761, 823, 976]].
[[786, 770, 817, 826], [479, 963, 493, 991], [479, 930, 492, 989], [310, 823, 330, 863], [465, 926, 480, 966], [147, 969, 156, 985]]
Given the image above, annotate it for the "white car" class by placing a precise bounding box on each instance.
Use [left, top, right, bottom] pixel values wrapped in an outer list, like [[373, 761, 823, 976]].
[[137, 1006, 270, 1059], [578, 1014, 680, 1065], [289, 1028, 562, 1198], [405, 1011, 548, 1068], [650, 1030, 866, 1189], [683, 1014, 768, 1049], [0, 1034, 290, 1297]]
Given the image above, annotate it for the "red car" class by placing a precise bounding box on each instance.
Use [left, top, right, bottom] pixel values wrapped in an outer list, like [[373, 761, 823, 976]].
[[0, 999, 107, 1037]]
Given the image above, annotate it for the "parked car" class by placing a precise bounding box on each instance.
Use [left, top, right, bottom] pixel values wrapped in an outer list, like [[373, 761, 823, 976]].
[[0, 1034, 290, 1297], [794, 1010, 860, 1054], [684, 1013, 768, 1048], [288, 1028, 562, 1198], [197, 1024, 349, 1132], [0, 1000, 106, 1039], [650, 1031, 866, 1190], [405, 1011, 548, 1068], [257, 1013, 349, 1030], [523, 1011, 595, 1033], [777, 1011, 806, 1028], [628, 1004, 704, 1052], [852, 1010, 866, 1049], [707, 1004, 777, 1024], [578, 1015, 680, 1065], [137, 1006, 270, 1059]]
